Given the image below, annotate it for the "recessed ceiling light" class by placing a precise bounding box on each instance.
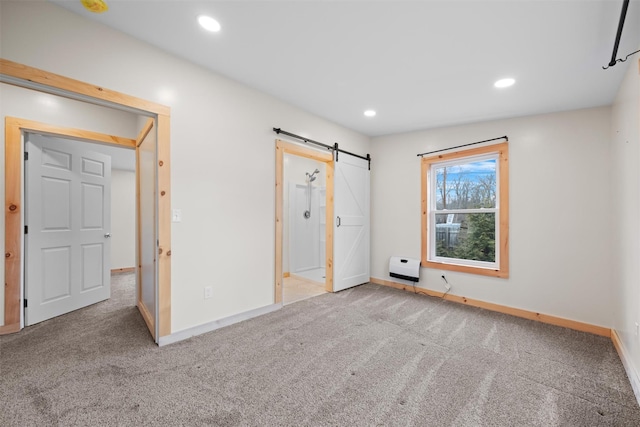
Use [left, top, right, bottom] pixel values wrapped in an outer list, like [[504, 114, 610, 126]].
[[198, 15, 221, 32], [364, 110, 376, 117], [494, 78, 515, 88]]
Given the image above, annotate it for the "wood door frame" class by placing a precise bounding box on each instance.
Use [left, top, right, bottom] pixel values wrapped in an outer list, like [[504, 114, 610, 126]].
[[135, 117, 156, 336], [275, 139, 334, 303], [1, 59, 171, 339]]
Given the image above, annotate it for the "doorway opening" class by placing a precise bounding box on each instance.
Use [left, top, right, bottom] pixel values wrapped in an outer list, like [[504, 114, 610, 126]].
[[275, 140, 334, 305], [1, 59, 171, 342], [283, 154, 326, 304], [4, 114, 159, 340]]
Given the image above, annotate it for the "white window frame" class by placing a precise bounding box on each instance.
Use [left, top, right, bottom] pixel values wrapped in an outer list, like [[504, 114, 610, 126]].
[[421, 142, 509, 278], [428, 153, 499, 270]]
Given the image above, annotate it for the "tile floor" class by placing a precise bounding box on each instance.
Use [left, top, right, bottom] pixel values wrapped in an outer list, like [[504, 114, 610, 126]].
[[294, 267, 326, 283], [283, 274, 327, 305]]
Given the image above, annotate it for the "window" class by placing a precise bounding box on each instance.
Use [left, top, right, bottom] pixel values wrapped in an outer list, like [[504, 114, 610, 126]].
[[421, 142, 509, 277]]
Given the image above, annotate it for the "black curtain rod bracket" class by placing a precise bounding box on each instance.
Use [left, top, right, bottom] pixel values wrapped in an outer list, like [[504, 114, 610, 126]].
[[417, 135, 508, 157]]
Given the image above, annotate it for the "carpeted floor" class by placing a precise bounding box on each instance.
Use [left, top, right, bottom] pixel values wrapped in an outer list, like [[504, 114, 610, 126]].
[[1, 273, 639, 426]]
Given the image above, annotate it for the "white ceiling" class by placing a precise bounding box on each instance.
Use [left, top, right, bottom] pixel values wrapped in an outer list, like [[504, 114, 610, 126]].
[[52, 0, 640, 137]]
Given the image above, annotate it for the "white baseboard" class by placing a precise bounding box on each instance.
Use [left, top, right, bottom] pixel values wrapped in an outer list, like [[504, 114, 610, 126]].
[[158, 303, 282, 346], [611, 329, 640, 406]]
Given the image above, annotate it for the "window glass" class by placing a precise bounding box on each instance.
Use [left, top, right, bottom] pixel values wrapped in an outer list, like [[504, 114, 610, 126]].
[[421, 143, 508, 278], [435, 159, 496, 209], [434, 212, 495, 263]]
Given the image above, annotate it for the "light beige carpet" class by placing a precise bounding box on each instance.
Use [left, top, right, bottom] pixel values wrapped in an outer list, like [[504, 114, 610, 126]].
[[1, 273, 638, 426]]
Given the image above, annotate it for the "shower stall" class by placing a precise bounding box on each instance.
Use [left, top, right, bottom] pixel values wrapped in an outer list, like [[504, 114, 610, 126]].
[[284, 156, 326, 284]]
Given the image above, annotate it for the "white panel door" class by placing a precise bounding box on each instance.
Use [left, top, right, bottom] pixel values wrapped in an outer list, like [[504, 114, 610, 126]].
[[26, 133, 111, 325], [333, 153, 370, 292]]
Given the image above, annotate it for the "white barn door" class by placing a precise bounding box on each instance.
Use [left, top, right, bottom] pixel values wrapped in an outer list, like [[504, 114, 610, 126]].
[[25, 134, 111, 325], [333, 153, 370, 292]]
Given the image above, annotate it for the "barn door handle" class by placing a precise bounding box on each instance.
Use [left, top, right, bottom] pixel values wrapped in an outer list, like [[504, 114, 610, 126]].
[[337, 216, 341, 227], [104, 233, 111, 238]]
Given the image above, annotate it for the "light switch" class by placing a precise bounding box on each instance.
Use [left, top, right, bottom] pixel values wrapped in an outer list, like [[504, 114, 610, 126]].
[[172, 209, 182, 223]]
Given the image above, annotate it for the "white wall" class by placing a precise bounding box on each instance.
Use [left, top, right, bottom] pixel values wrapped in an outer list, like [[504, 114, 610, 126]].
[[371, 106, 613, 328], [0, 1, 370, 333], [610, 57, 640, 391], [110, 169, 136, 270]]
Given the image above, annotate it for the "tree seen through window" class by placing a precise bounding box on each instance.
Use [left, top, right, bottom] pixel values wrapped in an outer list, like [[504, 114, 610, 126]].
[[434, 159, 496, 263]]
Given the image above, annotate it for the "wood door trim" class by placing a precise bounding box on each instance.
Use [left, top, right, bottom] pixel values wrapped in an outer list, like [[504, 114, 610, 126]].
[[325, 158, 335, 293], [136, 118, 154, 148], [134, 117, 157, 337], [157, 114, 171, 337], [138, 297, 155, 338], [275, 139, 334, 304], [0, 59, 170, 116], [0, 323, 20, 334], [136, 145, 143, 309], [3, 119, 21, 331], [111, 267, 136, 274], [8, 118, 136, 148]]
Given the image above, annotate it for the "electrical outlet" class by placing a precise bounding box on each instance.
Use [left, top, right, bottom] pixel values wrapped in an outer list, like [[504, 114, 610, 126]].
[[635, 322, 639, 337], [204, 286, 213, 299], [440, 273, 451, 291]]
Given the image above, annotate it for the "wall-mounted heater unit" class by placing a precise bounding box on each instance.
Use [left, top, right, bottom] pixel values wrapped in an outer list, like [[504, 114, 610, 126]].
[[389, 257, 420, 282]]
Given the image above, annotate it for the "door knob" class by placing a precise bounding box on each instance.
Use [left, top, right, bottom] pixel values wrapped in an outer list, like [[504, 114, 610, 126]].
[[104, 233, 111, 238]]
